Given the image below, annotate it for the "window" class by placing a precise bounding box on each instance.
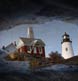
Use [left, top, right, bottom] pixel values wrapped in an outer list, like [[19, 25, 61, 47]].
[[34, 47, 37, 53], [66, 48, 68, 51], [38, 47, 42, 54], [27, 46, 32, 53], [20, 49, 22, 53]]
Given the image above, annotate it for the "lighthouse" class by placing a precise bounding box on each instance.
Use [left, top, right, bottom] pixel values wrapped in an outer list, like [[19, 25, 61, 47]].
[[61, 32, 74, 59]]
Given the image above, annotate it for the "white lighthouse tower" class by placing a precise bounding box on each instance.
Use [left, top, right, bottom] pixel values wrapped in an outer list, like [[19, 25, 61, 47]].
[[61, 32, 74, 59]]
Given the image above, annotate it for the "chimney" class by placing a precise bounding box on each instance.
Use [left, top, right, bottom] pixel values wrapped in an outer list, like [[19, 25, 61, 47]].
[[27, 27, 34, 39], [14, 41, 17, 46]]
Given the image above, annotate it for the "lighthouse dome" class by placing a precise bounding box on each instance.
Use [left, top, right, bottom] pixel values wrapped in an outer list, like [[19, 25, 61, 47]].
[[61, 32, 72, 44]]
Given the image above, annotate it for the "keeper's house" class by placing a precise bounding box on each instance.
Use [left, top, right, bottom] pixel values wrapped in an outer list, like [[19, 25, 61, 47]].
[[16, 27, 45, 57]]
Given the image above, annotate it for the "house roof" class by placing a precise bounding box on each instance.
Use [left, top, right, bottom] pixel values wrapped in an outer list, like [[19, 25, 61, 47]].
[[19, 37, 45, 46], [5, 43, 17, 53]]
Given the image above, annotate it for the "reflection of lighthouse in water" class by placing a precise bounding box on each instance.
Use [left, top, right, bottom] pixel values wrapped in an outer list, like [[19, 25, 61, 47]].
[[61, 32, 74, 59]]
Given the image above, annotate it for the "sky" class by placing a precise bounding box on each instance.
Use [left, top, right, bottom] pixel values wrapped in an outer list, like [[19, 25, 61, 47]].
[[0, 20, 78, 57]]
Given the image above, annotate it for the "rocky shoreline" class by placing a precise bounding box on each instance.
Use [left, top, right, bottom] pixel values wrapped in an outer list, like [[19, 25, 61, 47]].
[[0, 70, 78, 81]]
